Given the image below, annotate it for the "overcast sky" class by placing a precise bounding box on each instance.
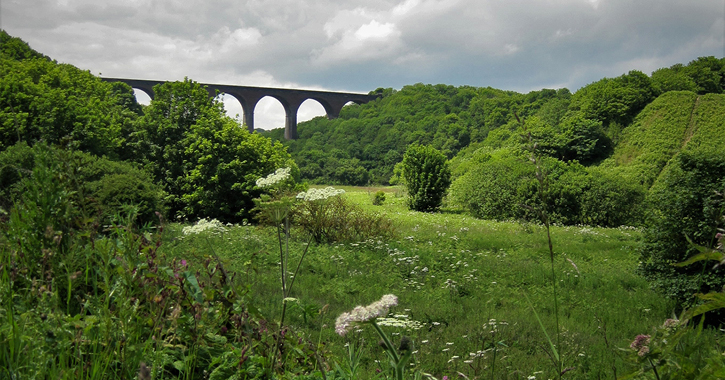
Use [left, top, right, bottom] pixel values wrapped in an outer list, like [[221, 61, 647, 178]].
[[2, 0, 724, 129]]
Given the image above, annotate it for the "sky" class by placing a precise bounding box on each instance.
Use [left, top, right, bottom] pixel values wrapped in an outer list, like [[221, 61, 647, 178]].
[[2, 0, 724, 130]]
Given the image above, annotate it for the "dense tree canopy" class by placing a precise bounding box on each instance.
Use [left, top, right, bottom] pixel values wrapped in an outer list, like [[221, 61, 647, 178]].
[[0, 31, 296, 223]]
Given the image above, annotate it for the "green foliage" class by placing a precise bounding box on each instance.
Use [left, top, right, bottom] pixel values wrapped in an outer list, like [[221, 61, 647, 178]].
[[684, 56, 725, 95], [569, 70, 658, 127], [621, 320, 725, 379], [638, 147, 725, 309], [576, 167, 646, 227], [0, 39, 141, 158], [295, 193, 397, 244], [133, 78, 297, 222], [0, 30, 46, 60], [450, 148, 535, 220], [372, 190, 386, 206], [1, 205, 323, 379], [402, 144, 451, 212], [558, 113, 612, 164], [0, 142, 165, 226], [271, 84, 571, 186], [651, 64, 698, 93], [450, 148, 646, 226], [603, 91, 698, 187]]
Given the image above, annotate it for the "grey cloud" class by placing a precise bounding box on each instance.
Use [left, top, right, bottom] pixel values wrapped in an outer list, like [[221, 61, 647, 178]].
[[1, 0, 723, 127]]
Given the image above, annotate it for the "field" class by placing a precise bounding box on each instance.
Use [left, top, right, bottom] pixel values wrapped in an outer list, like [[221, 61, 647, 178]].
[[159, 186, 689, 379]]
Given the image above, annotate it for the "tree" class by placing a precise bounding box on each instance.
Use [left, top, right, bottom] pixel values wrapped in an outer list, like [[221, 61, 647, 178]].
[[0, 51, 140, 157], [638, 148, 725, 309], [133, 78, 297, 222], [402, 144, 451, 212], [569, 70, 658, 127]]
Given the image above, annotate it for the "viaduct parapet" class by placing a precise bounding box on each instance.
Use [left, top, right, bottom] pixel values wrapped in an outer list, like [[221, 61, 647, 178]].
[[101, 78, 379, 140]]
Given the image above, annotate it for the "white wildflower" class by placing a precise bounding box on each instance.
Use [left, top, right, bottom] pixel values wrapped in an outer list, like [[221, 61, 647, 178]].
[[335, 294, 398, 336], [296, 186, 345, 201], [182, 218, 227, 235], [256, 167, 291, 188]]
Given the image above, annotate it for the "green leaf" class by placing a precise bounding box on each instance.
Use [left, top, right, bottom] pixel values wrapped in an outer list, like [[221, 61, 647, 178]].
[[685, 292, 725, 318], [523, 292, 559, 362], [183, 271, 204, 304]]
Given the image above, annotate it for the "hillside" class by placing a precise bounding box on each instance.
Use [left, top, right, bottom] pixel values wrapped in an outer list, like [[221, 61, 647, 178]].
[[264, 57, 725, 188], [604, 91, 725, 188]]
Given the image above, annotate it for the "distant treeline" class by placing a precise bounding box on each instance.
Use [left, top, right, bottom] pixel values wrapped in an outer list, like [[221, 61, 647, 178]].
[[263, 57, 725, 188]]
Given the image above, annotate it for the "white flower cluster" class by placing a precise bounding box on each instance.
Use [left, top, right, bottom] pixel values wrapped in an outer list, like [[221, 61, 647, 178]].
[[182, 218, 228, 235], [335, 294, 398, 336], [376, 316, 423, 330], [296, 186, 345, 202], [256, 167, 291, 188]]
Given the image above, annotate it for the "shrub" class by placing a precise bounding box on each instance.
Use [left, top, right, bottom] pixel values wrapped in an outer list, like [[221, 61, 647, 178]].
[[449, 152, 535, 220], [372, 190, 386, 206], [0, 142, 165, 226], [402, 144, 451, 212], [638, 147, 725, 309], [450, 148, 646, 226], [295, 190, 396, 244]]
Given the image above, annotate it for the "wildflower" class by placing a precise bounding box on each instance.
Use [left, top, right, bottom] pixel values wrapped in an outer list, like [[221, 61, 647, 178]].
[[182, 218, 227, 235], [335, 294, 398, 336], [256, 167, 291, 188], [296, 186, 345, 201], [637, 346, 650, 356], [630, 334, 651, 357], [663, 318, 679, 329]]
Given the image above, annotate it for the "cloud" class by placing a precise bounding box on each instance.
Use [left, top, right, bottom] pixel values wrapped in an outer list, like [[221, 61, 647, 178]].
[[2, 0, 724, 129]]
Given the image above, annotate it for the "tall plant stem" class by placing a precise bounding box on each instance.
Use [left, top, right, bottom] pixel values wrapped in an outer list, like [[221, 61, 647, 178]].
[[648, 357, 661, 380], [277, 224, 286, 296], [545, 219, 562, 379], [286, 235, 313, 297], [371, 321, 404, 380]]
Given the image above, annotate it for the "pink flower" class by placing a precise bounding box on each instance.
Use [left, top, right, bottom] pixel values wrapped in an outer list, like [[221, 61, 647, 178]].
[[630, 334, 650, 357], [630, 334, 650, 350], [335, 294, 398, 336]]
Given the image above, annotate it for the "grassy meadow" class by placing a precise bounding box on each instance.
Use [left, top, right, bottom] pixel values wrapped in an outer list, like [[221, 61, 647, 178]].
[[157, 186, 691, 379]]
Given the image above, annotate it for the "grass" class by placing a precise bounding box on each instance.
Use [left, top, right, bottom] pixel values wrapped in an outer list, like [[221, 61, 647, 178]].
[[4, 180, 720, 379], [160, 187, 681, 379]]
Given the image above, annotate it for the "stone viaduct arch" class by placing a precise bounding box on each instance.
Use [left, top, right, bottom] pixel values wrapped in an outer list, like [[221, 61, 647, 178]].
[[101, 78, 380, 139]]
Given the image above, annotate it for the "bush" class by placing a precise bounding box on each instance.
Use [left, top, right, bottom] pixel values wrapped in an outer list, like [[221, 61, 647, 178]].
[[450, 148, 646, 226], [449, 151, 536, 220], [295, 191, 396, 244], [0, 142, 165, 226], [372, 190, 386, 206], [638, 147, 725, 309], [402, 144, 451, 212]]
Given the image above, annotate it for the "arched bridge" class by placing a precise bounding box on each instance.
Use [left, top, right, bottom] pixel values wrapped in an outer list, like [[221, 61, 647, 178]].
[[101, 78, 380, 140]]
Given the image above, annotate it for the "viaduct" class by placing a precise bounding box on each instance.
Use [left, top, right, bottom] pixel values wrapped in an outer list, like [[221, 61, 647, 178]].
[[101, 78, 380, 140]]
